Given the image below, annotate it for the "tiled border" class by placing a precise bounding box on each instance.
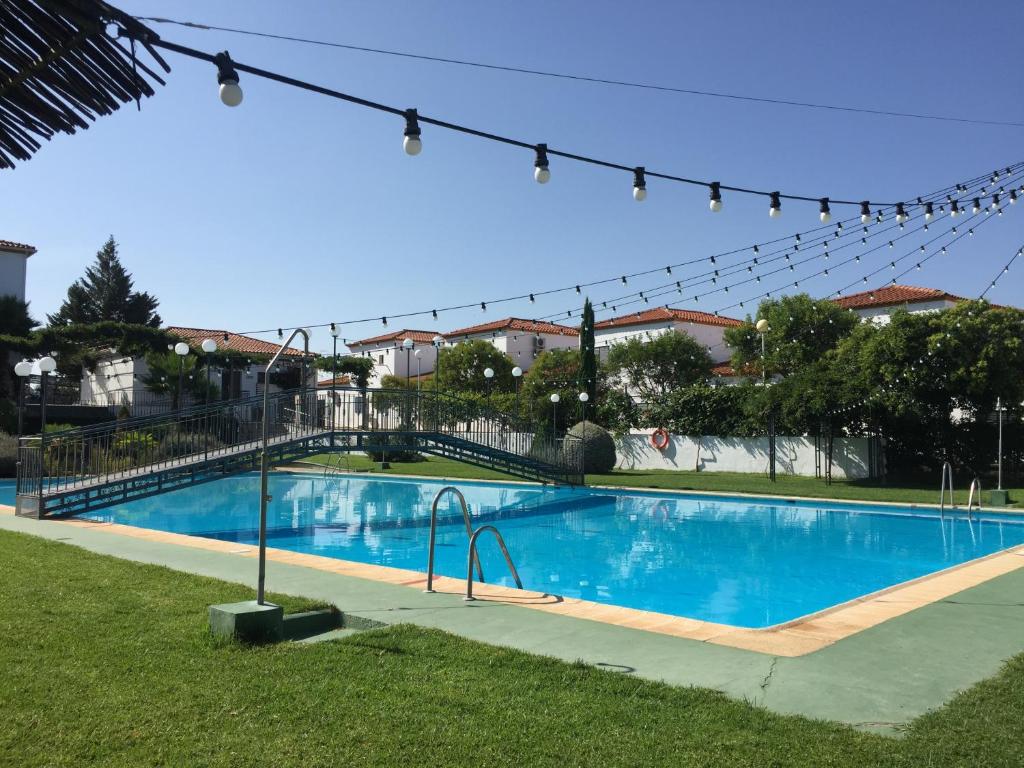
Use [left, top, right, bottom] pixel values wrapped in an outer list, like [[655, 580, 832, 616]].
[[14, 502, 1022, 658]]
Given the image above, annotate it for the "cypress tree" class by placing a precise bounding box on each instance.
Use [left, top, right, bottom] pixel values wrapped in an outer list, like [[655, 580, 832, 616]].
[[579, 298, 597, 420]]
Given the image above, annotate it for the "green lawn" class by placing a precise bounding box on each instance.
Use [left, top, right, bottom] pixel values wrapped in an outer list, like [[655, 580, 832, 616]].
[[2, 532, 1023, 767], [299, 454, 1021, 508]]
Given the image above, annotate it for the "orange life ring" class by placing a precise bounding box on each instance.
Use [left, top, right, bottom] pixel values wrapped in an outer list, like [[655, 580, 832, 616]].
[[650, 428, 670, 451]]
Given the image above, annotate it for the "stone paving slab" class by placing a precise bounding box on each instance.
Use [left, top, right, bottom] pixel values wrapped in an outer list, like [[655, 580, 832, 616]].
[[2, 511, 1022, 734]]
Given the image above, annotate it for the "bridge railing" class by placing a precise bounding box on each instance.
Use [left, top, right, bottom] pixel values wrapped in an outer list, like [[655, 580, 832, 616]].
[[17, 386, 584, 510], [17, 388, 324, 501]]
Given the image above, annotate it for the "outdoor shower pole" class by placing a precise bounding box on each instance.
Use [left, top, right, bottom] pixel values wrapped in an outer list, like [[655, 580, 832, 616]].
[[330, 327, 338, 446], [257, 328, 310, 605], [996, 397, 1005, 491]]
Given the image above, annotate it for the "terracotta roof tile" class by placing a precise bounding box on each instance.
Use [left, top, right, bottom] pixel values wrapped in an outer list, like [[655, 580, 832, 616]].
[[446, 317, 579, 338], [347, 329, 441, 348], [167, 326, 308, 358], [317, 375, 352, 387], [0, 239, 36, 255], [594, 306, 742, 330], [833, 285, 964, 310]]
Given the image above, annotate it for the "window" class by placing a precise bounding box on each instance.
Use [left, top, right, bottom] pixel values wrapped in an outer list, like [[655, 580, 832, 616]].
[[378, 354, 384, 364]]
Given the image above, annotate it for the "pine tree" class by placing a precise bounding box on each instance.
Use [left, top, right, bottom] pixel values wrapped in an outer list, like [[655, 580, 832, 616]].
[[579, 298, 597, 420], [47, 236, 161, 327]]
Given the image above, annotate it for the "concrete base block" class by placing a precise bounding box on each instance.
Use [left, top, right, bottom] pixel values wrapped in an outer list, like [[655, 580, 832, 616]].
[[209, 601, 283, 643], [281, 608, 341, 640], [989, 489, 1009, 507]]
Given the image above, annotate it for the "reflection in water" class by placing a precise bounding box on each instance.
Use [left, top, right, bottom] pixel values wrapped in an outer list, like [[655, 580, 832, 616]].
[[84, 472, 1024, 629]]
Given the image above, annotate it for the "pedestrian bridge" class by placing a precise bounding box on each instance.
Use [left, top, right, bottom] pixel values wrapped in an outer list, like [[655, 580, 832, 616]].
[[15, 387, 584, 518]]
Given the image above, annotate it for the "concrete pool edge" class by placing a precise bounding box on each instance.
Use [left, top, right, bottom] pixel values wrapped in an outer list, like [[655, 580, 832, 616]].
[[10, 502, 1022, 658]]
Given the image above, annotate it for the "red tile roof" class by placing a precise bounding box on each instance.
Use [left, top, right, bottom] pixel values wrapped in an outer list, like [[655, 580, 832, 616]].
[[347, 329, 440, 348], [594, 307, 742, 330], [446, 317, 579, 338], [0, 239, 36, 255], [167, 326, 308, 358], [833, 285, 964, 310], [317, 375, 352, 387]]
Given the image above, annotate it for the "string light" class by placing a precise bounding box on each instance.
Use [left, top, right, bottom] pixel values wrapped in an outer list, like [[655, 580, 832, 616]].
[[403, 108, 422, 155], [895, 203, 907, 224], [534, 143, 550, 184], [633, 167, 647, 201], [214, 51, 243, 106], [819, 198, 831, 223], [769, 191, 782, 218], [860, 201, 871, 224], [709, 182, 723, 212]]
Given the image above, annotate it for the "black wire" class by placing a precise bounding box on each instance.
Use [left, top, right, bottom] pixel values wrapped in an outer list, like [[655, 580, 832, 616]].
[[136, 16, 1024, 130], [979, 243, 1022, 299], [140, 34, 971, 207]]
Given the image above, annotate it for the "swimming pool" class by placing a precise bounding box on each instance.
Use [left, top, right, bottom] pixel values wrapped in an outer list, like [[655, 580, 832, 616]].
[[81, 472, 1024, 628]]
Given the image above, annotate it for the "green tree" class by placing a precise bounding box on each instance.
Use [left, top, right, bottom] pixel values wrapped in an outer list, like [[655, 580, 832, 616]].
[[520, 348, 583, 433], [316, 355, 375, 388], [48, 237, 161, 327], [725, 294, 857, 377], [141, 350, 218, 409], [605, 330, 712, 403], [0, 295, 38, 399], [579, 298, 597, 419], [435, 340, 513, 395]]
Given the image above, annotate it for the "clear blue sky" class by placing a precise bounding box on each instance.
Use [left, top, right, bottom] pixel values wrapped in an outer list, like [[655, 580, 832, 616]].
[[8, 0, 1023, 355]]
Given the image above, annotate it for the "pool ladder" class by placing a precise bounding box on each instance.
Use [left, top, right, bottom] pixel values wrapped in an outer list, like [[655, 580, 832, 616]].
[[424, 486, 523, 600], [939, 462, 980, 520]]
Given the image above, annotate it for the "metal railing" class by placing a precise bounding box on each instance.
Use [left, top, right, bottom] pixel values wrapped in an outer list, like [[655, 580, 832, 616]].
[[967, 477, 982, 519], [939, 461, 954, 517], [464, 525, 523, 601], [16, 386, 584, 516]]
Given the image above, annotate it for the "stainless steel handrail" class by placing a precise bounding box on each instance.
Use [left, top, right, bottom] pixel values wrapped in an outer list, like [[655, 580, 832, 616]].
[[967, 477, 982, 519], [939, 461, 954, 517], [464, 525, 523, 601], [425, 486, 483, 592]]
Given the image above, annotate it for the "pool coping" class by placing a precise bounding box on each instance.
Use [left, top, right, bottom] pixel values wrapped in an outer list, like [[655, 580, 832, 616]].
[[9, 497, 1022, 658]]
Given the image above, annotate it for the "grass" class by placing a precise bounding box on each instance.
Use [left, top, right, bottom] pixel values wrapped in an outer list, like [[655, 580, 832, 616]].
[[2, 531, 1023, 767], [300, 454, 1022, 508]]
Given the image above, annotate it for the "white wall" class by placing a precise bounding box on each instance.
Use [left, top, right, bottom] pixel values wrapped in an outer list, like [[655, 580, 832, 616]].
[[0, 249, 29, 302], [348, 342, 438, 386], [855, 299, 956, 324], [594, 320, 732, 363], [616, 431, 872, 479]]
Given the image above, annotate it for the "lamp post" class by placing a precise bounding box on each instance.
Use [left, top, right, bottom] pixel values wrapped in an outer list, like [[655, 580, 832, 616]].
[[550, 392, 560, 442], [173, 341, 189, 409], [511, 366, 523, 418], [201, 338, 217, 462], [996, 397, 1007, 492], [14, 360, 31, 436], [402, 337, 414, 384], [330, 323, 339, 444], [414, 349, 423, 429], [578, 391, 590, 480], [37, 356, 56, 501], [483, 367, 494, 407], [755, 318, 770, 384], [432, 335, 444, 431]]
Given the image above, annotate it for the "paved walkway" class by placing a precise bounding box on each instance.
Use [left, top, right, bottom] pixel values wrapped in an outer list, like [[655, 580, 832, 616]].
[[2, 510, 1021, 734]]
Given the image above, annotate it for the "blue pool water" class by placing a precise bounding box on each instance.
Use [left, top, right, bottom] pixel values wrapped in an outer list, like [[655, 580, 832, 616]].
[[82, 472, 1024, 628], [0, 479, 16, 506]]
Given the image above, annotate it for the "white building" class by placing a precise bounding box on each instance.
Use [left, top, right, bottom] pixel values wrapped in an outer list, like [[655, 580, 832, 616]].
[[593, 307, 742, 367], [0, 239, 35, 302], [345, 330, 440, 388], [833, 285, 963, 324], [444, 317, 579, 371], [80, 326, 311, 414]]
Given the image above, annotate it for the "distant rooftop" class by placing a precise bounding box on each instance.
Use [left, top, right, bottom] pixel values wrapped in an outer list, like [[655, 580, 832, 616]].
[[167, 326, 307, 358], [595, 306, 742, 330], [0, 240, 36, 256], [833, 285, 964, 310], [446, 317, 578, 338], [347, 329, 441, 348]]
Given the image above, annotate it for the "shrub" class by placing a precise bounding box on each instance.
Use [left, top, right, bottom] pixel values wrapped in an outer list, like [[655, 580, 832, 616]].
[[0, 432, 17, 477], [364, 433, 423, 463], [564, 421, 617, 474]]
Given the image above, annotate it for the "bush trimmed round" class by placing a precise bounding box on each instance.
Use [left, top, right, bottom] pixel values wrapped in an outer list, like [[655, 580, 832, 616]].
[[564, 421, 617, 474]]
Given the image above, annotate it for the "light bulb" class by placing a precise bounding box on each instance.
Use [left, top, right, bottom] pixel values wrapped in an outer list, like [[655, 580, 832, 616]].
[[633, 186, 646, 202], [633, 167, 646, 201], [769, 191, 781, 218], [820, 210, 831, 223], [219, 80, 243, 107], [710, 199, 722, 212], [534, 143, 550, 183], [403, 135, 422, 156], [534, 166, 550, 184], [709, 181, 722, 212]]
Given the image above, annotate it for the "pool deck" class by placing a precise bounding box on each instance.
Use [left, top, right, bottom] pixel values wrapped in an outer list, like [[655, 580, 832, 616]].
[[3, 499, 1023, 734]]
